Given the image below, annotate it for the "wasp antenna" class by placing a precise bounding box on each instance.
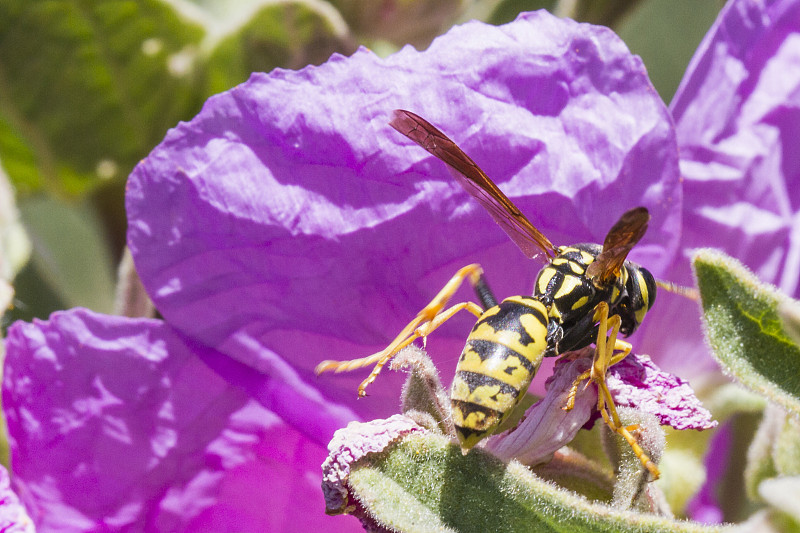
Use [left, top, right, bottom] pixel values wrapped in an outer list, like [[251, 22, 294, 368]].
[[656, 280, 699, 302]]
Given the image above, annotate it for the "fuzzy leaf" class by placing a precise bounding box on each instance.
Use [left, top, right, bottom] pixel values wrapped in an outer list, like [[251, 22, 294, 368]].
[[529, 449, 615, 503], [693, 249, 800, 417], [774, 411, 800, 477], [347, 432, 730, 532], [394, 346, 453, 435]]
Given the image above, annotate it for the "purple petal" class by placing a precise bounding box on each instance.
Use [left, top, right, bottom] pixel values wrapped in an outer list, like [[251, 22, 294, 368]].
[[672, 0, 800, 293], [126, 11, 680, 432], [606, 354, 717, 430], [2, 309, 354, 532], [487, 351, 596, 464], [0, 463, 34, 532], [640, 0, 800, 376]]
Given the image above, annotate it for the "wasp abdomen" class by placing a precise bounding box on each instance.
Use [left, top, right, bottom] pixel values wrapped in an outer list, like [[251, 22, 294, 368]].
[[450, 296, 548, 448]]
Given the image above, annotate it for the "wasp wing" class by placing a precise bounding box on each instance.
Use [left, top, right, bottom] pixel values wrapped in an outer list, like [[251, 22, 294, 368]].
[[390, 109, 555, 260], [586, 206, 650, 285]]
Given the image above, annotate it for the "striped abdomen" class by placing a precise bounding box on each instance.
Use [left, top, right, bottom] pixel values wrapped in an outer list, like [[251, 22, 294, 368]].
[[450, 295, 549, 448]]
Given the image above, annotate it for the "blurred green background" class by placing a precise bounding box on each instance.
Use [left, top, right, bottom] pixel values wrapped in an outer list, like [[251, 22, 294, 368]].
[[0, 0, 723, 324]]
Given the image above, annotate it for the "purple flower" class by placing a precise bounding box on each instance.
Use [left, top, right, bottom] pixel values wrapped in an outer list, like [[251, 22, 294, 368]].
[[487, 349, 715, 465], [605, 353, 717, 431], [3, 0, 796, 529], [3, 11, 679, 529], [637, 0, 800, 379], [4, 310, 345, 531]]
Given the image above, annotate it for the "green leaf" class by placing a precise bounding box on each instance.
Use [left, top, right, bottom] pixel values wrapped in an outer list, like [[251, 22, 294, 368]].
[[348, 432, 730, 532], [693, 249, 800, 417], [530, 449, 615, 503], [745, 406, 782, 502], [19, 196, 115, 313], [774, 410, 800, 477], [0, 0, 205, 196], [204, 0, 354, 96]]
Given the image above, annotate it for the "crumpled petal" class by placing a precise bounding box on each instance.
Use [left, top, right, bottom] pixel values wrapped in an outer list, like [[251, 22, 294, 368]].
[[126, 10, 680, 436], [322, 414, 423, 515], [2, 309, 344, 532], [673, 0, 800, 292], [606, 354, 717, 431], [639, 0, 800, 377], [487, 353, 595, 465]]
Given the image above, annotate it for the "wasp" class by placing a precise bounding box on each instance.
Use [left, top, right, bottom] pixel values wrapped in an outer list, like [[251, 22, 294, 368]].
[[317, 110, 663, 479]]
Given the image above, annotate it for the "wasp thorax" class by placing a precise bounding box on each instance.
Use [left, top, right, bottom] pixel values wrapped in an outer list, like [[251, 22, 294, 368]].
[[535, 244, 620, 326]]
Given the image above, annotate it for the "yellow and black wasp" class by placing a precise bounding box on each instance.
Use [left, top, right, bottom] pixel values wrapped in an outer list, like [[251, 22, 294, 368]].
[[317, 109, 661, 479]]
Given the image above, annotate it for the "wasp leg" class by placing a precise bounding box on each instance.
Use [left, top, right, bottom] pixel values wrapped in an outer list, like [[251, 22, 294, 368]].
[[564, 302, 660, 480], [315, 264, 487, 396]]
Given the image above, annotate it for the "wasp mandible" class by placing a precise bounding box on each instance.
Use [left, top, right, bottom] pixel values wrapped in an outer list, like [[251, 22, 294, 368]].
[[317, 110, 661, 479]]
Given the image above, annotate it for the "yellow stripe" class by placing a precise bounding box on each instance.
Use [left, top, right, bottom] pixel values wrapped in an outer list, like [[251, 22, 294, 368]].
[[451, 377, 519, 414], [571, 295, 590, 311], [610, 285, 620, 303], [537, 267, 557, 295], [568, 260, 585, 275], [457, 347, 535, 386], [502, 296, 548, 315], [451, 400, 502, 435], [554, 275, 581, 299], [468, 323, 544, 362], [635, 270, 649, 324]]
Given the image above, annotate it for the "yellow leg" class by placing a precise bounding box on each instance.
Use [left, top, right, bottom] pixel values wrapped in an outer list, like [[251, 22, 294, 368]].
[[563, 302, 660, 480], [315, 264, 486, 397]]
